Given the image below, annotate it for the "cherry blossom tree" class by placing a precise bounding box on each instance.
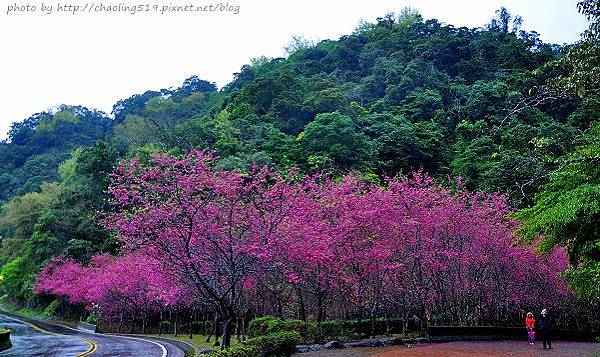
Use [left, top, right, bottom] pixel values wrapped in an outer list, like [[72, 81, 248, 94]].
[[36, 252, 183, 333], [35, 152, 572, 342], [106, 151, 310, 348]]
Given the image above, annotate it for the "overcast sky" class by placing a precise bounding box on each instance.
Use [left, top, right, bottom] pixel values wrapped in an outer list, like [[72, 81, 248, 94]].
[[0, 0, 588, 139]]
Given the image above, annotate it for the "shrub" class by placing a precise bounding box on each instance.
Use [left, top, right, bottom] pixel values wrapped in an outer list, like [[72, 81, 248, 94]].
[[211, 345, 261, 357], [204, 320, 214, 335], [341, 317, 405, 337], [319, 320, 346, 340], [281, 320, 317, 343], [247, 316, 406, 343], [42, 299, 60, 318], [263, 319, 288, 334], [246, 331, 300, 357], [85, 303, 100, 325], [85, 315, 98, 325], [189, 320, 213, 335], [248, 316, 318, 343], [248, 316, 279, 338], [159, 321, 171, 331]]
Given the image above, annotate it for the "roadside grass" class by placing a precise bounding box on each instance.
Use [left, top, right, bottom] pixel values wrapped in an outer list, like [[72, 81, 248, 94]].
[[0, 304, 48, 321], [145, 332, 418, 352], [0, 303, 78, 328], [148, 333, 244, 350]]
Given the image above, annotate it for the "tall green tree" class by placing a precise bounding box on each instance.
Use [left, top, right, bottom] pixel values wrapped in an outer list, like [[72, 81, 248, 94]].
[[299, 112, 373, 172], [517, 0, 600, 299], [0, 182, 60, 303], [517, 122, 600, 298], [558, 0, 600, 96]]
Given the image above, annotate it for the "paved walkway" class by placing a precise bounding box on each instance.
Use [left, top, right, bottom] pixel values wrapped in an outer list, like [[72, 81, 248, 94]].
[[302, 341, 600, 356]]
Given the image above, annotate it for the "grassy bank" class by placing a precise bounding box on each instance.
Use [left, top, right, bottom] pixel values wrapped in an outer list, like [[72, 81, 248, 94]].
[[148, 333, 243, 351], [0, 303, 78, 329]]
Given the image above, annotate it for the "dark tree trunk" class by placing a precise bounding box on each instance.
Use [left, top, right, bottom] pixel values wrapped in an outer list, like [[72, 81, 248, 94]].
[[419, 305, 430, 339], [159, 310, 163, 336], [141, 313, 147, 335], [205, 320, 212, 343], [221, 317, 232, 350], [189, 308, 195, 339], [316, 292, 324, 344], [358, 308, 364, 335], [208, 313, 220, 347], [296, 287, 306, 321], [118, 312, 123, 334], [241, 316, 246, 342], [276, 295, 283, 318], [174, 308, 179, 337], [385, 314, 390, 336], [129, 314, 135, 334], [235, 315, 241, 342]]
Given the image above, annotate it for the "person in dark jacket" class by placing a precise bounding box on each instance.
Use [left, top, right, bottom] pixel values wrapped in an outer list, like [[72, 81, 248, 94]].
[[539, 308, 552, 349]]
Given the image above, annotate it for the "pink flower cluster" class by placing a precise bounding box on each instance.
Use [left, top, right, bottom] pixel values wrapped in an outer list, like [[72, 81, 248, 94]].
[[35, 152, 569, 326], [36, 252, 188, 317]]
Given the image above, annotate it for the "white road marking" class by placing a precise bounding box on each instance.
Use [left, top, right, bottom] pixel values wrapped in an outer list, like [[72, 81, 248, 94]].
[[106, 334, 168, 357], [144, 335, 198, 356], [0, 312, 97, 356], [44, 322, 170, 357], [28, 319, 169, 357], [0, 308, 169, 357]]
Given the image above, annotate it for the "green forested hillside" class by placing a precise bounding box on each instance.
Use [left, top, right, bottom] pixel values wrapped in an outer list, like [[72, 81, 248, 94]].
[[0, 6, 598, 305], [0, 106, 112, 201], [108, 8, 593, 209]]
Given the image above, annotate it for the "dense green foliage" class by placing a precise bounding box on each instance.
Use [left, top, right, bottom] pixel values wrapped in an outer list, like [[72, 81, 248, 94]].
[[244, 332, 299, 357], [0, 143, 120, 303], [517, 124, 600, 258], [0, 106, 112, 202], [209, 330, 299, 357], [556, 0, 600, 96], [0, 5, 598, 307], [248, 316, 407, 343], [517, 123, 600, 299], [210, 345, 261, 357], [517, 0, 600, 301]]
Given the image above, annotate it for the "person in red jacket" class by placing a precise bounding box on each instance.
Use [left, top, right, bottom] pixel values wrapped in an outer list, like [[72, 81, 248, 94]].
[[525, 312, 536, 345]]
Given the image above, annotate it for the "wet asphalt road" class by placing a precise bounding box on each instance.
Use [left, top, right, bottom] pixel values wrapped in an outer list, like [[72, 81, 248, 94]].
[[0, 314, 89, 356], [0, 311, 185, 357]]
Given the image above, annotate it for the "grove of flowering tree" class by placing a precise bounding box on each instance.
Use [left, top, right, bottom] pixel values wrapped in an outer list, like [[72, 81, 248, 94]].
[[36, 151, 572, 346], [36, 252, 185, 333]]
